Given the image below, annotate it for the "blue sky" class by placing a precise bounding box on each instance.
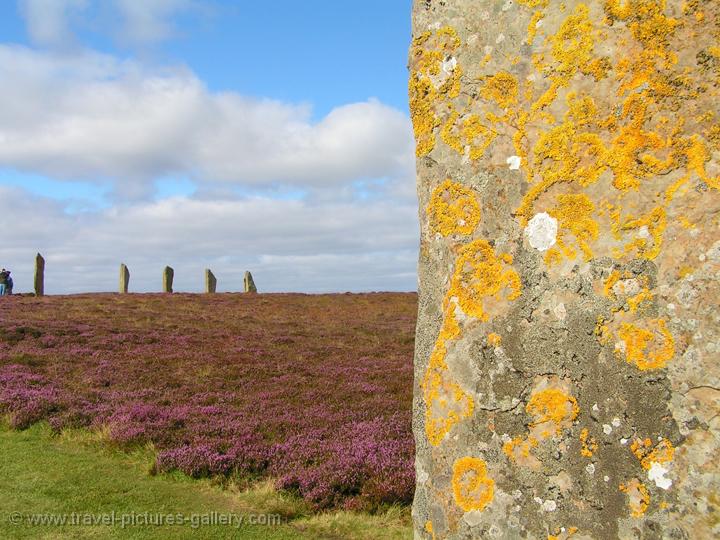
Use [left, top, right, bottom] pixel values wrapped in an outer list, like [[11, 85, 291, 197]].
[[0, 1, 411, 114], [0, 0, 418, 294]]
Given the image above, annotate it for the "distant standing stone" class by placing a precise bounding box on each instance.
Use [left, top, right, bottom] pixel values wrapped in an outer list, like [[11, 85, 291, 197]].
[[243, 271, 257, 293], [162, 266, 174, 293], [34, 253, 45, 297], [205, 269, 217, 294], [119, 264, 130, 294]]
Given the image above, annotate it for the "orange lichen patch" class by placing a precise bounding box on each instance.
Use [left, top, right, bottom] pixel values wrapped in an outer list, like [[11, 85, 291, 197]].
[[516, 94, 606, 223], [627, 285, 653, 313], [678, 216, 696, 230], [630, 438, 675, 469], [409, 75, 440, 157], [603, 269, 622, 297], [605, 93, 668, 192], [427, 179, 481, 237], [526, 11, 545, 45], [518, 0, 549, 7], [550, 4, 596, 79], [424, 520, 436, 539], [620, 478, 650, 518], [665, 135, 719, 201], [678, 265, 693, 279], [544, 247, 564, 267], [422, 305, 474, 446], [527, 388, 580, 434], [441, 111, 498, 161], [503, 435, 541, 466], [548, 193, 599, 261], [487, 333, 502, 347], [452, 457, 495, 512], [616, 319, 675, 370], [615, 206, 667, 260], [595, 315, 612, 344], [482, 71, 519, 109], [448, 240, 522, 321], [548, 527, 579, 540], [580, 428, 598, 457], [408, 27, 462, 157]]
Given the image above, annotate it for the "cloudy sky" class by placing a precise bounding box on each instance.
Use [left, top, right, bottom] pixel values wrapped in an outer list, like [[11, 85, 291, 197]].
[[0, 0, 417, 294]]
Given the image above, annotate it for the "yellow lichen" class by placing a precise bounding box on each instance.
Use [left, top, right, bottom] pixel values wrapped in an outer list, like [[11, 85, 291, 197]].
[[422, 304, 474, 446], [617, 206, 667, 260], [452, 456, 495, 512], [550, 4, 596, 80], [518, 0, 549, 7], [482, 71, 519, 109], [503, 435, 540, 464], [580, 427, 598, 457], [617, 319, 675, 370], [620, 478, 650, 517], [408, 27, 463, 157], [526, 388, 580, 433], [603, 269, 622, 297], [527, 11, 545, 45], [441, 111, 498, 161], [549, 193, 600, 261], [487, 333, 502, 347], [630, 438, 675, 469], [427, 179, 481, 237], [448, 240, 522, 321], [627, 285, 653, 313]]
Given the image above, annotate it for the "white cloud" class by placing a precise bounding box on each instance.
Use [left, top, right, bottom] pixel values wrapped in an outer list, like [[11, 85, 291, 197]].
[[0, 45, 414, 196], [112, 0, 196, 45], [18, 0, 89, 47], [0, 22, 419, 294], [0, 187, 419, 294]]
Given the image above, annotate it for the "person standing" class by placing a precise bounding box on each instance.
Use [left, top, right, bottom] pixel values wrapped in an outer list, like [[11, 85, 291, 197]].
[[6, 271, 13, 295], [0, 268, 8, 296]]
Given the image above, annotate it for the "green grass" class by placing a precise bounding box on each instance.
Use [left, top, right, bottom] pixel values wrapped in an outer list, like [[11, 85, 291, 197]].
[[0, 422, 412, 540]]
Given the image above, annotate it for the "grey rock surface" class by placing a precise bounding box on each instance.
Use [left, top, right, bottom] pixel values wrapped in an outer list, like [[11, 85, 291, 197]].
[[409, 1, 720, 538]]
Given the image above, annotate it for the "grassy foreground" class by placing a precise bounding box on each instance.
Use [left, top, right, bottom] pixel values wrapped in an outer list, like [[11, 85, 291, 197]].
[[0, 293, 415, 510], [0, 422, 412, 540]]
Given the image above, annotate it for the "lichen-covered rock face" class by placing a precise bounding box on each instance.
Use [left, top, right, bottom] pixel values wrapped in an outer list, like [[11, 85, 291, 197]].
[[410, 1, 719, 538]]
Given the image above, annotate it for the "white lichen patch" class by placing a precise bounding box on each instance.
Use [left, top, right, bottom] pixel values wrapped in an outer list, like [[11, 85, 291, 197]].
[[648, 462, 672, 490], [463, 510, 485, 527], [602, 424, 613, 435], [525, 212, 558, 252], [506, 155, 521, 170], [442, 56, 458, 74], [586, 463, 596, 475]]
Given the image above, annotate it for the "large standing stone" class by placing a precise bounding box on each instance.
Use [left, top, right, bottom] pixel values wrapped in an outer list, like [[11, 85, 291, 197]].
[[119, 264, 130, 294], [243, 271, 257, 293], [34, 253, 44, 297], [205, 269, 217, 294], [162, 266, 174, 293], [410, 1, 719, 538]]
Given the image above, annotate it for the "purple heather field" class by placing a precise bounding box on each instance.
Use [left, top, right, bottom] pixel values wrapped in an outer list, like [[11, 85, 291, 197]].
[[0, 292, 417, 511]]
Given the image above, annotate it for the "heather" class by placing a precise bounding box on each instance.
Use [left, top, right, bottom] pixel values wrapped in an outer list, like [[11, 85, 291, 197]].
[[0, 292, 417, 511]]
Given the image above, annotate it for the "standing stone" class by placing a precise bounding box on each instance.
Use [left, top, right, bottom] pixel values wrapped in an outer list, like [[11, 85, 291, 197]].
[[243, 271, 257, 293], [205, 269, 217, 294], [162, 266, 174, 293], [410, 1, 719, 539], [33, 253, 44, 297], [119, 264, 130, 294]]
